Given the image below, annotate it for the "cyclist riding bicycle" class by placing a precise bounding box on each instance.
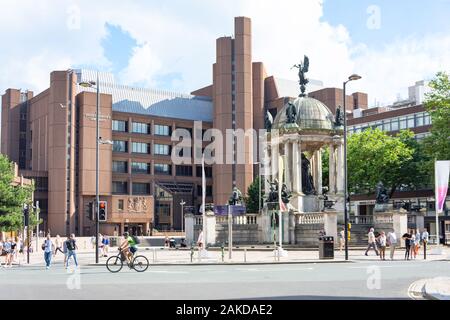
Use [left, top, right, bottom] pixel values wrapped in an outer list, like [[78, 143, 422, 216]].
[[119, 232, 138, 263]]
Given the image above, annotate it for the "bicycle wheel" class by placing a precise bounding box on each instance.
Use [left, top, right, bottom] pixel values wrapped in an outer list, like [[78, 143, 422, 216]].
[[132, 255, 149, 272], [106, 255, 123, 273]]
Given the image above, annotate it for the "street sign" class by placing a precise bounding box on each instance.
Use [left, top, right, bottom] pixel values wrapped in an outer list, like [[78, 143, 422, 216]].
[[214, 205, 246, 216]]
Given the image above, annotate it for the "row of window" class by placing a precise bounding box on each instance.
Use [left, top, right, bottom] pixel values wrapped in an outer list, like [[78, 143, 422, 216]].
[[348, 112, 431, 134], [113, 141, 172, 155], [112, 161, 212, 177], [113, 120, 171, 136], [112, 181, 213, 196]]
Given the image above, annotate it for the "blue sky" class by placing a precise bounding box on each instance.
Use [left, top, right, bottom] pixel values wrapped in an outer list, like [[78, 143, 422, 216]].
[[1, 0, 449, 106]]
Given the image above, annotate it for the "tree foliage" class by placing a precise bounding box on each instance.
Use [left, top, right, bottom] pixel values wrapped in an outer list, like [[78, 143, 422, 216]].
[[0, 154, 36, 232], [244, 176, 264, 213], [423, 71, 450, 162], [346, 128, 427, 196]]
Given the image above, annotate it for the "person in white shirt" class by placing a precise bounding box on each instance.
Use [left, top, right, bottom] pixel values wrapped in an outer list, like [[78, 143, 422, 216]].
[[422, 228, 429, 259], [365, 228, 379, 256], [387, 231, 398, 260], [43, 234, 54, 269], [339, 229, 345, 251], [197, 231, 204, 250]]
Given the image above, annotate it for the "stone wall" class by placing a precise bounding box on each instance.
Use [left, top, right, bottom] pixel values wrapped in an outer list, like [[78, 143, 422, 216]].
[[215, 224, 259, 245], [295, 224, 323, 247]]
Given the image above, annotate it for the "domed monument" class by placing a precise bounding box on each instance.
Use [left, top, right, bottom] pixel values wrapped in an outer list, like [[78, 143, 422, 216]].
[[265, 56, 345, 217]]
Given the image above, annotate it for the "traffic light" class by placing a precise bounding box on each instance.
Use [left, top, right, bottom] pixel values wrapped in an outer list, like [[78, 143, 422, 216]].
[[99, 201, 107, 222], [88, 202, 94, 221], [23, 205, 30, 227]]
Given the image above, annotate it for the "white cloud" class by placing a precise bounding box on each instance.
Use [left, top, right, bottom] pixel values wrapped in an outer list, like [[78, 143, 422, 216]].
[[0, 0, 449, 108]]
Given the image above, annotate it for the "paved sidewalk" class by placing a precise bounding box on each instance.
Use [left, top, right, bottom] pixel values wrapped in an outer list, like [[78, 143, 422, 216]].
[[3, 245, 448, 268], [424, 277, 450, 300]]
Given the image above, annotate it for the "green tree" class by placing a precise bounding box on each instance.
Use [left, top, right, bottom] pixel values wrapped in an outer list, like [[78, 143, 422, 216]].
[[347, 128, 415, 197], [423, 71, 450, 162], [0, 154, 36, 232], [244, 176, 264, 213]]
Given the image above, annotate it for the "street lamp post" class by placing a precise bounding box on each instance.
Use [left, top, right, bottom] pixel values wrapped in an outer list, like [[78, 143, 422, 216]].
[[180, 199, 186, 233], [79, 73, 101, 264], [343, 74, 362, 261]]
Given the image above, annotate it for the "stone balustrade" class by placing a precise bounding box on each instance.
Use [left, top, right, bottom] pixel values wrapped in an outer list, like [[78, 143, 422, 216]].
[[296, 213, 324, 225]]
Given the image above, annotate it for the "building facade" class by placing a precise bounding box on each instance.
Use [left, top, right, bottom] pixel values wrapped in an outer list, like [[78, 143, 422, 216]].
[[1, 16, 368, 236]]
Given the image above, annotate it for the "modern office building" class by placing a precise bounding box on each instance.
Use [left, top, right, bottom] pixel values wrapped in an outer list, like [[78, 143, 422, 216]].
[[1, 16, 368, 236]]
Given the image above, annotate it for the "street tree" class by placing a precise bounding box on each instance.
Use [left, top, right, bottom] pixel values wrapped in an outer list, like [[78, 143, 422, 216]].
[[0, 154, 37, 232], [423, 71, 450, 162], [244, 176, 264, 213]]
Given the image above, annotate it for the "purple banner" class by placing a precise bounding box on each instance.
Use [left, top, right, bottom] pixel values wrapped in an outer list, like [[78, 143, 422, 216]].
[[213, 205, 246, 216]]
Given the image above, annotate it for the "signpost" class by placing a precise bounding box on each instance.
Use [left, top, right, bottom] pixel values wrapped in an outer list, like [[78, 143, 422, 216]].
[[214, 204, 246, 259]]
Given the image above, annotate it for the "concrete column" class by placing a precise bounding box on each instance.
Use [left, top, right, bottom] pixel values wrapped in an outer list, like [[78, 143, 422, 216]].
[[323, 211, 338, 244], [289, 211, 296, 244], [263, 144, 270, 194], [185, 213, 195, 244], [336, 143, 344, 194], [329, 144, 336, 194], [204, 212, 216, 245], [393, 211, 408, 247], [316, 149, 322, 195], [271, 141, 279, 182], [292, 141, 301, 194], [283, 212, 290, 244], [284, 141, 291, 189]]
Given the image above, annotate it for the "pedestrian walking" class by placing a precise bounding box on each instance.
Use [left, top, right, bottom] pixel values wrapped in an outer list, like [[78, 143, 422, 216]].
[[164, 236, 170, 248], [65, 234, 78, 269], [338, 229, 345, 251], [365, 228, 379, 256], [102, 235, 110, 257], [410, 230, 417, 259], [43, 234, 54, 269], [197, 231, 204, 250], [387, 231, 397, 260], [2, 238, 13, 268], [422, 228, 429, 259], [413, 229, 421, 259], [377, 231, 387, 260], [53, 235, 64, 256], [402, 230, 412, 260]]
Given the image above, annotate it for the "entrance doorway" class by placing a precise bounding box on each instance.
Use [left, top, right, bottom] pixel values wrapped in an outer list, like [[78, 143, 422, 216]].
[[124, 224, 143, 236]]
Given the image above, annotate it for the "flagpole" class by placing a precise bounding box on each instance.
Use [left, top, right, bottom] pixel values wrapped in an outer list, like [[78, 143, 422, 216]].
[[435, 160, 439, 246], [202, 154, 206, 252]]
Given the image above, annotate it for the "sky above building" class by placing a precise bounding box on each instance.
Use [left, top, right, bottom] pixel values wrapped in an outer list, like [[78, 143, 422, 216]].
[[0, 0, 449, 107]]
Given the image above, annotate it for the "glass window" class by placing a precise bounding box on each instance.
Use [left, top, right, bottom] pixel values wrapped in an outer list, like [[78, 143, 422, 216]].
[[415, 113, 424, 127], [375, 121, 383, 130], [112, 181, 128, 194], [196, 166, 212, 177], [118, 200, 124, 210], [407, 115, 415, 128], [382, 120, 391, 132], [112, 120, 127, 132], [154, 124, 171, 136], [132, 183, 150, 195], [113, 140, 127, 153], [132, 142, 150, 154], [131, 162, 150, 174], [424, 113, 431, 125], [176, 165, 193, 176], [154, 144, 171, 155], [156, 203, 171, 216], [132, 122, 150, 134], [391, 118, 399, 131], [112, 161, 127, 173], [399, 116, 407, 129], [154, 163, 171, 175]]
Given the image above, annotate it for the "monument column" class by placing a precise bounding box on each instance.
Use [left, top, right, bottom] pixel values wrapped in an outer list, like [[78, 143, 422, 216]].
[[292, 141, 301, 193], [336, 141, 345, 195], [316, 149, 322, 195], [329, 144, 336, 194], [285, 140, 292, 189]]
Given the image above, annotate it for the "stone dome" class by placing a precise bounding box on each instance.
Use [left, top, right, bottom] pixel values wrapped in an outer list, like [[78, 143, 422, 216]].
[[272, 96, 335, 131]]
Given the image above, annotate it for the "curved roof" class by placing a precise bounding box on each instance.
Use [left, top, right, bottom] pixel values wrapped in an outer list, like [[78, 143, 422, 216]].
[[75, 69, 213, 122], [273, 96, 335, 130]]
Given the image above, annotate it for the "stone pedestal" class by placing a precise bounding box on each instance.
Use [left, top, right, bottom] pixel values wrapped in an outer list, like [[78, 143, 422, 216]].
[[184, 214, 195, 244], [303, 195, 320, 212], [283, 211, 290, 244], [204, 211, 216, 246], [393, 210, 408, 247], [260, 206, 273, 243], [323, 210, 338, 244], [289, 211, 296, 244]]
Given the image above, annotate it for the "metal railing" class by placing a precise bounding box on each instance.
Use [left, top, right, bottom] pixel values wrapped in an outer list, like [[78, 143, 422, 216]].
[[297, 213, 324, 225]]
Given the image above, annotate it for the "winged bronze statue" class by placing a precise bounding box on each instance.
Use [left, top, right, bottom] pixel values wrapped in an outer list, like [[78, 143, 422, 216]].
[[292, 55, 310, 97]]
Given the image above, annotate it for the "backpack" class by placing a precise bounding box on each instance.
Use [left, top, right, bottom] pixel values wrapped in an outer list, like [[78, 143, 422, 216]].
[[132, 235, 140, 244]]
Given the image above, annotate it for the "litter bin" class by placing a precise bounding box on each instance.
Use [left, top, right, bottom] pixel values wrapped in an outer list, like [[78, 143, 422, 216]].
[[318, 236, 334, 259]]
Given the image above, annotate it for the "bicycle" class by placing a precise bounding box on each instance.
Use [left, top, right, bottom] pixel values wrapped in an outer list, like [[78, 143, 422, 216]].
[[106, 248, 149, 273]]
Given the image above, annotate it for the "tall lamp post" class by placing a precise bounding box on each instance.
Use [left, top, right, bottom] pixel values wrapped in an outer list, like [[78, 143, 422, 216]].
[[79, 73, 102, 264], [343, 74, 362, 261], [180, 199, 186, 233]]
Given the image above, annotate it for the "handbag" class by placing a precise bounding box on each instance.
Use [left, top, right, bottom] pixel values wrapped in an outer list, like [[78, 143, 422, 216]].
[[41, 241, 46, 251]]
